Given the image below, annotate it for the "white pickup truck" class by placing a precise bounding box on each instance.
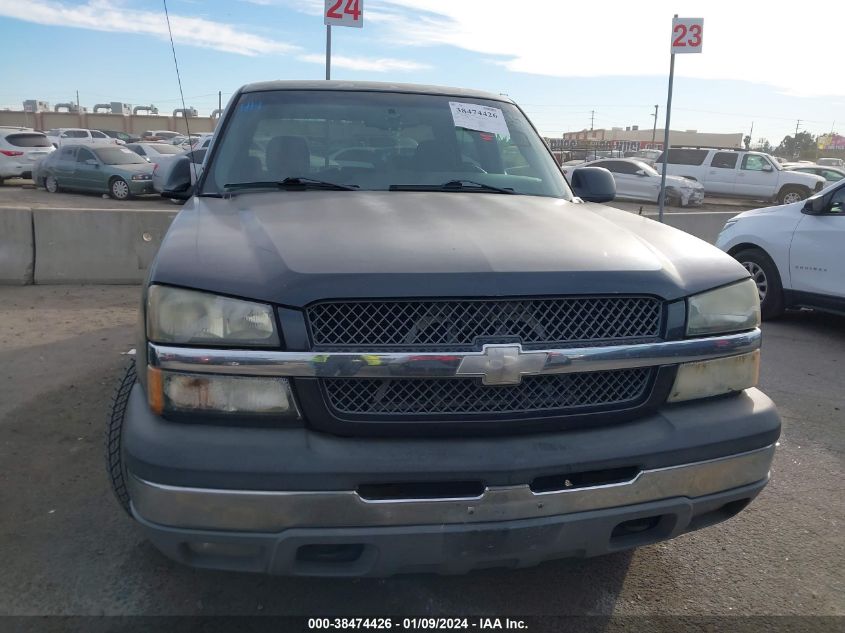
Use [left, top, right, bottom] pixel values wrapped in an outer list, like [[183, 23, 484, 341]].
[[656, 148, 825, 205]]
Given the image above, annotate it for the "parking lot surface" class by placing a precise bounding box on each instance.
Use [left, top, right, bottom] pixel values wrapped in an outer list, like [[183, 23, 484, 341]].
[[0, 285, 842, 617]]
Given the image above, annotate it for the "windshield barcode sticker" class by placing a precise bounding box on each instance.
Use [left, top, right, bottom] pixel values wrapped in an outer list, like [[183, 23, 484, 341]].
[[449, 102, 509, 137]]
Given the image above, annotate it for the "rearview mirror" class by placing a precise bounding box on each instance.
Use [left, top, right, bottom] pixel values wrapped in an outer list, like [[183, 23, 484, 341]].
[[636, 170, 647, 177], [160, 155, 194, 200], [570, 166, 616, 203], [763, 165, 774, 172], [85, 159, 97, 166]]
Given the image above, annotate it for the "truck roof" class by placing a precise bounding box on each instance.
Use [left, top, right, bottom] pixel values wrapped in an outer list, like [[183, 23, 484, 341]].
[[240, 80, 514, 104]]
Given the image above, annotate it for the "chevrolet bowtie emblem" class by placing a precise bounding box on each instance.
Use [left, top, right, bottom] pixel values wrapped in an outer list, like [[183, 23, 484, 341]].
[[456, 344, 549, 386]]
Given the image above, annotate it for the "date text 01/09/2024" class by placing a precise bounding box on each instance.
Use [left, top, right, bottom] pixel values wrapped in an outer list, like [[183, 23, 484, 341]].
[[307, 618, 528, 630]]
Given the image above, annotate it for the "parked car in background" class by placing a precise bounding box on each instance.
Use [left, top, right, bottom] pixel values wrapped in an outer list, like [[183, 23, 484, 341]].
[[0, 127, 54, 182], [564, 158, 704, 206], [141, 130, 181, 142], [190, 133, 214, 151], [98, 129, 140, 144], [45, 128, 118, 149], [34, 144, 154, 200], [633, 148, 662, 166], [817, 157, 845, 168], [125, 142, 185, 165], [153, 147, 207, 195], [168, 134, 200, 149], [656, 148, 825, 204], [717, 179, 845, 318], [785, 164, 845, 185]]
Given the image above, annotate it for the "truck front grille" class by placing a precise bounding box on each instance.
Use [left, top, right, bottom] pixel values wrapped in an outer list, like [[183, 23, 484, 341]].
[[306, 296, 662, 350], [323, 369, 652, 416]]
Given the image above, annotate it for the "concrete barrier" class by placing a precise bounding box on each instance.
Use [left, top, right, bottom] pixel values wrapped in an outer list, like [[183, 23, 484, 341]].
[[0, 205, 741, 286], [0, 208, 34, 284], [32, 208, 178, 284], [642, 210, 738, 244]]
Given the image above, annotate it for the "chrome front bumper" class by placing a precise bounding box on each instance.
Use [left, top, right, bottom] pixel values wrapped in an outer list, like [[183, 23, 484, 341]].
[[129, 444, 774, 533]]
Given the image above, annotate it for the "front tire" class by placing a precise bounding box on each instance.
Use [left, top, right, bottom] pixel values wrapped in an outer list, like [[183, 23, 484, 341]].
[[734, 248, 785, 319], [45, 174, 60, 193], [105, 359, 136, 515], [110, 177, 130, 200], [778, 186, 808, 205]]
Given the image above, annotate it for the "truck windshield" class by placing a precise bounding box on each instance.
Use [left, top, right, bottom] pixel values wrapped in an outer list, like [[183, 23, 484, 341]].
[[204, 90, 571, 199]]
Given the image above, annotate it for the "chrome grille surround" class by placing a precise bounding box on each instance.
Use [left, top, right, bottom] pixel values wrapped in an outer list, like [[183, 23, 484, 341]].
[[306, 296, 663, 350]]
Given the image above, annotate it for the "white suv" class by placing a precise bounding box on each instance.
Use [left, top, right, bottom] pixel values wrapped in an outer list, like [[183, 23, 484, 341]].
[[656, 148, 825, 204], [45, 128, 118, 149], [0, 127, 55, 182], [716, 180, 845, 318]]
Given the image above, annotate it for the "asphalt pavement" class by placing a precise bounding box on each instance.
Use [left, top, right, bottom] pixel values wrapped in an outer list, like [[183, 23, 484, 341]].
[[0, 285, 842, 620]]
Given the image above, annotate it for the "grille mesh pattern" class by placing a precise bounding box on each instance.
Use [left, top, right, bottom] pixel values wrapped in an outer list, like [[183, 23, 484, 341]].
[[307, 297, 661, 349], [323, 369, 651, 416]]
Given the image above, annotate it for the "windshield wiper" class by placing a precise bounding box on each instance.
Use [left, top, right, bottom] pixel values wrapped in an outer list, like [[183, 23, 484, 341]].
[[389, 180, 515, 194], [223, 177, 359, 192]]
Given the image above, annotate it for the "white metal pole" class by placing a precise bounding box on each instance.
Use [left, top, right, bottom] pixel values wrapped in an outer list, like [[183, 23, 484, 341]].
[[326, 25, 332, 80]]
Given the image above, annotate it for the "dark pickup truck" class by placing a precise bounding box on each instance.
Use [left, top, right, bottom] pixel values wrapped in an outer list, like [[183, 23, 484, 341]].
[[107, 81, 780, 576]]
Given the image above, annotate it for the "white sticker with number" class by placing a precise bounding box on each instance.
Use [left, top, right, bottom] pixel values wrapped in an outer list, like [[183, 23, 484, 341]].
[[449, 102, 510, 137]]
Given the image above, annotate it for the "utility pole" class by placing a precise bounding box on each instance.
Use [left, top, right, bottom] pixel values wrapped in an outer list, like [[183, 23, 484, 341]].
[[748, 121, 754, 149], [76, 89, 82, 126], [651, 105, 658, 145], [218, 91, 222, 112], [794, 119, 801, 159], [590, 110, 595, 131]]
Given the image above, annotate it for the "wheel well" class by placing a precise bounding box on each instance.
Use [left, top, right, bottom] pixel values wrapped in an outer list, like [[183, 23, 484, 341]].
[[778, 183, 809, 197], [727, 243, 768, 258]]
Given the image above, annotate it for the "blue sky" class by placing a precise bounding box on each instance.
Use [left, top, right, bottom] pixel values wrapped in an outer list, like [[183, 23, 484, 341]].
[[1, 0, 842, 145]]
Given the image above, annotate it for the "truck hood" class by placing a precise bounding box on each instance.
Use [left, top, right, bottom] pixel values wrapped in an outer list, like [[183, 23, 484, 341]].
[[150, 191, 749, 307]]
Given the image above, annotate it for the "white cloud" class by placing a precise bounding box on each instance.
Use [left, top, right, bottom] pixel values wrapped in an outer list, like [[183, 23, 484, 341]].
[[366, 0, 845, 97], [0, 0, 299, 56], [298, 53, 430, 72]]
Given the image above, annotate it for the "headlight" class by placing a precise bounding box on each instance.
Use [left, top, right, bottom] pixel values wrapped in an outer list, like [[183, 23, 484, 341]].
[[147, 285, 279, 346], [132, 174, 152, 181], [686, 279, 760, 336], [668, 351, 759, 402]]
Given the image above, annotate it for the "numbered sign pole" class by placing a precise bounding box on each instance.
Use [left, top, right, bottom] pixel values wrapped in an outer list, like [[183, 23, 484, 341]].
[[658, 15, 703, 222], [324, 1, 363, 81], [657, 44, 675, 223], [326, 25, 331, 80]]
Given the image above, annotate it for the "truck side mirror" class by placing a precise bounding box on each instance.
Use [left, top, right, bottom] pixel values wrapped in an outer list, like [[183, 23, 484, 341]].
[[161, 155, 194, 201], [570, 166, 616, 203]]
